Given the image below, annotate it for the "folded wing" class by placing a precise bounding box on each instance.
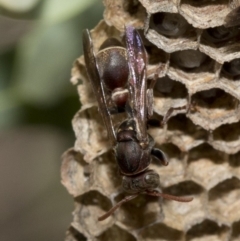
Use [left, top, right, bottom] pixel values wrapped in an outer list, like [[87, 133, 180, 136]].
[[125, 26, 148, 145], [82, 29, 116, 144]]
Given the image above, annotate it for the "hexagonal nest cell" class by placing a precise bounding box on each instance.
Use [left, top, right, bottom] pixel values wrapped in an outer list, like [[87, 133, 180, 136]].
[[146, 12, 198, 53], [63, 0, 240, 240], [186, 219, 230, 241], [208, 177, 240, 224], [200, 26, 240, 63], [190, 88, 240, 130]]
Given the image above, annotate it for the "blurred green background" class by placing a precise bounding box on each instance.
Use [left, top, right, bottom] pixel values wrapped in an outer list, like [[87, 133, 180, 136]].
[[0, 0, 104, 240]]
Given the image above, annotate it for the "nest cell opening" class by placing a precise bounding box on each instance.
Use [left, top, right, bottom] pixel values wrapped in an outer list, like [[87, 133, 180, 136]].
[[113, 192, 162, 229], [221, 58, 240, 80], [170, 49, 213, 73], [75, 190, 112, 217], [208, 177, 240, 201], [97, 225, 136, 241], [93, 152, 122, 194], [155, 76, 188, 98], [181, 0, 228, 7], [208, 177, 240, 224], [167, 114, 208, 139], [229, 152, 240, 168], [154, 142, 182, 161], [186, 219, 229, 241], [147, 11, 198, 53], [145, 43, 168, 65], [140, 222, 183, 241], [188, 143, 226, 165], [201, 25, 240, 46], [163, 180, 204, 197], [123, 0, 144, 16], [67, 226, 87, 241], [213, 122, 240, 142], [186, 143, 232, 190], [150, 12, 194, 39], [232, 220, 240, 240], [192, 88, 238, 110]]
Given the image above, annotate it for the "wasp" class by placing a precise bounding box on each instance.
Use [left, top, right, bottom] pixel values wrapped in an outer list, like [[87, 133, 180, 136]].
[[82, 25, 193, 221]]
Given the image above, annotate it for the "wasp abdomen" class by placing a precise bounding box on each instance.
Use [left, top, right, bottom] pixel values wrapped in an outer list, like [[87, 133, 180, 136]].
[[97, 48, 129, 91]]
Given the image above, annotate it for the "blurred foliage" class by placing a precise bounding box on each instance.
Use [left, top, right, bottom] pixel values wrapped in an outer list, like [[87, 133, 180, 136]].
[[0, 1, 104, 241], [0, 0, 40, 13], [0, 0, 104, 131]]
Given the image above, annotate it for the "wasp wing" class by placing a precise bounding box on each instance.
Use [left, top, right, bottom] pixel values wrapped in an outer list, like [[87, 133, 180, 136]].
[[125, 26, 148, 144], [82, 29, 116, 143]]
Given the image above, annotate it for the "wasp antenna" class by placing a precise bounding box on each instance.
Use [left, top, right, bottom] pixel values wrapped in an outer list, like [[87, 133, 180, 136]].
[[98, 194, 138, 221], [146, 190, 193, 202]]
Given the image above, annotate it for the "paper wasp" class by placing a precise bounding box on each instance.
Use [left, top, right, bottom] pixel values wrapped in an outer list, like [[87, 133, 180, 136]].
[[82, 25, 193, 221]]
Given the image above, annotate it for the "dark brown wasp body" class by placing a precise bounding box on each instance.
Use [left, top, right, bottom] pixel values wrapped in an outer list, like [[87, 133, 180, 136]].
[[96, 37, 129, 112], [83, 26, 193, 221]]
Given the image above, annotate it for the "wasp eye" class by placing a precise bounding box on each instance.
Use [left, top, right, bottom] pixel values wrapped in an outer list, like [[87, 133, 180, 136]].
[[144, 172, 159, 186]]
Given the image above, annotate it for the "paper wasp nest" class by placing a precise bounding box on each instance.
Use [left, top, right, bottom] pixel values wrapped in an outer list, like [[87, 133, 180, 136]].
[[62, 0, 240, 240]]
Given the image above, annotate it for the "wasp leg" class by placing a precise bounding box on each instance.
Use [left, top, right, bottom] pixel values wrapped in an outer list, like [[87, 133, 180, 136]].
[[147, 70, 161, 118], [161, 95, 196, 126], [98, 194, 138, 221], [151, 148, 169, 166], [146, 190, 193, 202]]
